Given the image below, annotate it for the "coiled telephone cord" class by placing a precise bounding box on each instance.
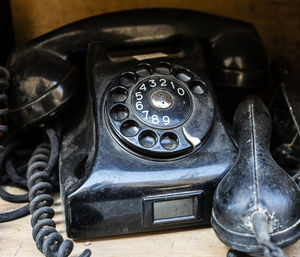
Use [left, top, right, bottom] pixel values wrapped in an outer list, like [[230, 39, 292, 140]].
[[0, 66, 90, 256], [27, 128, 91, 257], [0, 66, 30, 222]]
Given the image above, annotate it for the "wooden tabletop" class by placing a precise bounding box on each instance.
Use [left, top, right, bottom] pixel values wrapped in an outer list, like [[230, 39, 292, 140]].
[[0, 188, 299, 257]]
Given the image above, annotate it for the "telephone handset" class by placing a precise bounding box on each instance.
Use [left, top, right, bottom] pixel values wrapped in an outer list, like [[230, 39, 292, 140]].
[[3, 8, 298, 257], [7, 8, 268, 127]]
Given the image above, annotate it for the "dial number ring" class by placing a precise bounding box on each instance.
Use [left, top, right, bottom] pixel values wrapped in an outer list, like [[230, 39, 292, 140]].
[[105, 62, 215, 159], [132, 76, 192, 129]]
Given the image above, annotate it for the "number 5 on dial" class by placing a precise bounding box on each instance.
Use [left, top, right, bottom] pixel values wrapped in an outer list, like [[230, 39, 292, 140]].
[[135, 92, 143, 100]]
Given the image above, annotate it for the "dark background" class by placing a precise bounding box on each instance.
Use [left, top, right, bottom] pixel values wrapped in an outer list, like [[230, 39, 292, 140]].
[[8, 0, 300, 84]]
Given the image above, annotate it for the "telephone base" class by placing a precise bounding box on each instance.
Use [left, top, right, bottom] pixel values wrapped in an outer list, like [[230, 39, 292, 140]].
[[59, 40, 238, 238]]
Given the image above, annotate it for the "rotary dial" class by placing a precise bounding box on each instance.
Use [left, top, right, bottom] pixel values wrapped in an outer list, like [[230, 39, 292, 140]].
[[105, 62, 215, 158], [132, 76, 191, 129]]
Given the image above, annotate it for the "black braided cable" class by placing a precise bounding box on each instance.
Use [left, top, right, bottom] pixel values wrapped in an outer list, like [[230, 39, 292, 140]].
[[0, 204, 29, 222], [5, 156, 28, 187], [252, 212, 287, 257], [261, 242, 287, 257], [27, 128, 91, 257], [0, 141, 29, 203], [0, 140, 29, 204], [0, 66, 31, 221], [0, 185, 28, 203]]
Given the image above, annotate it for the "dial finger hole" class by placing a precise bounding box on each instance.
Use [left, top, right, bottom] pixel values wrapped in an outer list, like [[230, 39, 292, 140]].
[[110, 104, 129, 121], [189, 80, 205, 95], [139, 130, 158, 148], [155, 62, 172, 75], [175, 69, 192, 82], [136, 64, 152, 77], [110, 87, 128, 102], [160, 132, 179, 150], [119, 72, 137, 87], [120, 120, 140, 137]]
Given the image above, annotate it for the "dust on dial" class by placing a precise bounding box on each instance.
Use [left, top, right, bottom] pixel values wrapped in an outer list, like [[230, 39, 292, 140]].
[[106, 62, 215, 158], [132, 76, 192, 129]]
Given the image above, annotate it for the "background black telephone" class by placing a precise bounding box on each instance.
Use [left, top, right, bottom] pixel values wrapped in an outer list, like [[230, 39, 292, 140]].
[[1, 8, 299, 257]]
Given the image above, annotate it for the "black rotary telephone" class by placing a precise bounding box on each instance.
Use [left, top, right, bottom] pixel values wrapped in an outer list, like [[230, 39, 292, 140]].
[[0, 8, 299, 257]]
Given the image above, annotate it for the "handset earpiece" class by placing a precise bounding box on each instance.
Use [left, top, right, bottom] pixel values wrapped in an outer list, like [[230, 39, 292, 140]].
[[211, 96, 300, 255], [7, 49, 82, 127]]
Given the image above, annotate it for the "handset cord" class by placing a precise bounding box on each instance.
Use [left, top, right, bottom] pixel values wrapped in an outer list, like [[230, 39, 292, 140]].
[[227, 215, 288, 257], [27, 127, 91, 257], [0, 66, 30, 222], [0, 66, 91, 256]]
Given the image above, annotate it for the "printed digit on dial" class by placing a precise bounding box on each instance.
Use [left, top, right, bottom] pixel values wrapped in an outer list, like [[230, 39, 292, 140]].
[[139, 83, 146, 91], [149, 79, 156, 87], [162, 115, 170, 125], [177, 88, 185, 96], [135, 91, 143, 100], [136, 101, 143, 110], [142, 110, 149, 120], [151, 115, 159, 124], [159, 78, 167, 87]]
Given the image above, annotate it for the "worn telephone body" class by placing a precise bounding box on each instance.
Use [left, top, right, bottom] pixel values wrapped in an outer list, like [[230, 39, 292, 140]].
[[7, 9, 268, 239]]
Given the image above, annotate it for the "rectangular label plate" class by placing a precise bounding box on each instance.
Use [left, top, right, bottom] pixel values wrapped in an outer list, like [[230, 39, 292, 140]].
[[143, 191, 203, 227]]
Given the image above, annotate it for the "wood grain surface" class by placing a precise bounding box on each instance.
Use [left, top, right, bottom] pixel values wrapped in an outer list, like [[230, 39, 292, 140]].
[[0, 188, 299, 257]]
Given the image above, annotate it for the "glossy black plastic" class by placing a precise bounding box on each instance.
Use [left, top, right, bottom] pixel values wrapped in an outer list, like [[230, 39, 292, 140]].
[[59, 41, 237, 238], [211, 96, 300, 253], [7, 50, 83, 125], [5, 9, 269, 239], [6, 8, 268, 127], [106, 63, 215, 158]]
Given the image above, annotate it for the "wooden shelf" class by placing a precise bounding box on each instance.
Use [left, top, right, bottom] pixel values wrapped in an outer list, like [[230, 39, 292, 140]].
[[0, 189, 299, 257]]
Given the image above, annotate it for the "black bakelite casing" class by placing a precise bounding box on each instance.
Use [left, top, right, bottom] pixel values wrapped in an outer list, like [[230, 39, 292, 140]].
[[59, 41, 237, 238], [6, 9, 269, 238], [212, 97, 300, 253]]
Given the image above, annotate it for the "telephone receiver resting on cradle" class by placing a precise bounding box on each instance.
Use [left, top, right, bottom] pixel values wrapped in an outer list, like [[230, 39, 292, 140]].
[[6, 8, 267, 127]]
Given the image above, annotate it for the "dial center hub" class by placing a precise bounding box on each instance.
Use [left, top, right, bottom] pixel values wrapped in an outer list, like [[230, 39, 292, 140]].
[[150, 90, 173, 109], [132, 76, 192, 129]]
